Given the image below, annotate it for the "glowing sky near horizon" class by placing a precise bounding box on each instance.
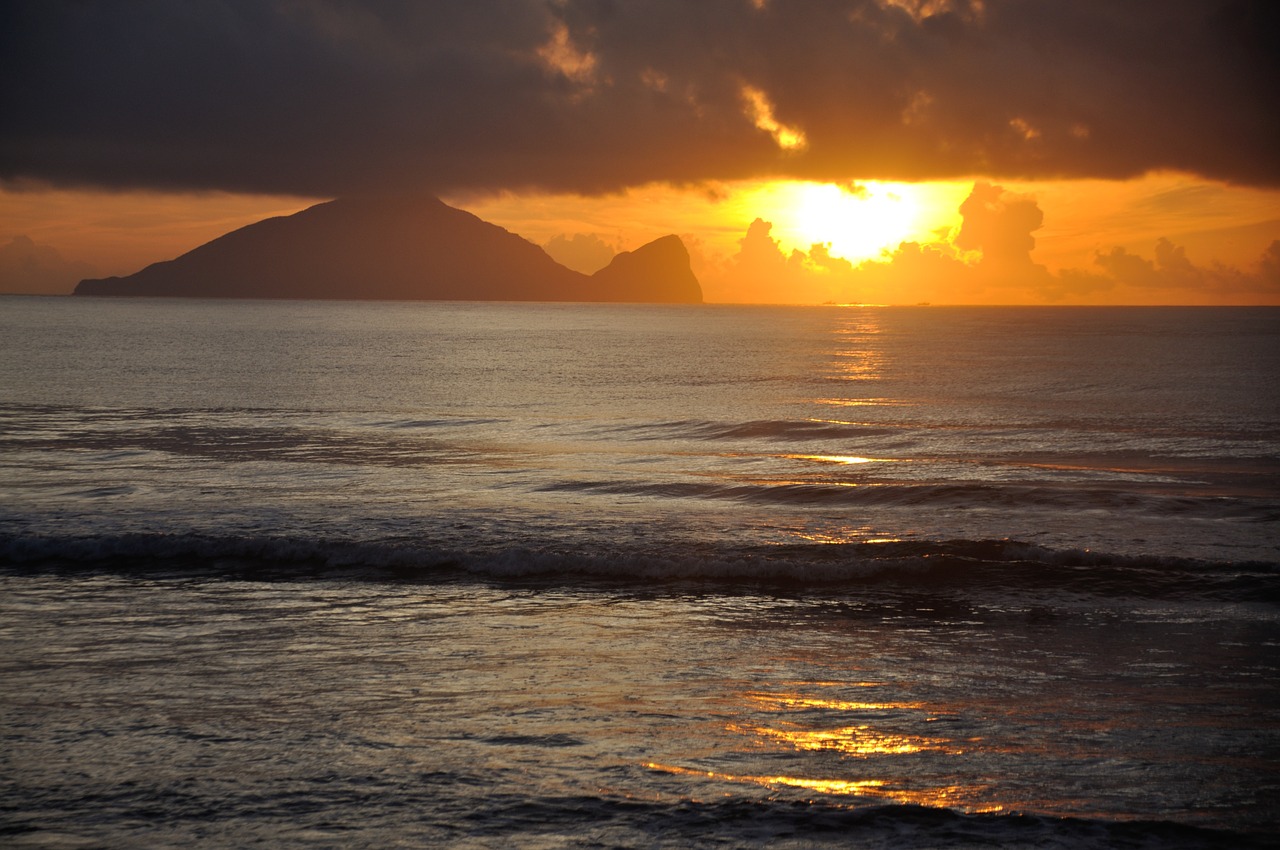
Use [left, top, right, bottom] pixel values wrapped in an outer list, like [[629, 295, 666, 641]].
[[1, 1, 1276, 304]]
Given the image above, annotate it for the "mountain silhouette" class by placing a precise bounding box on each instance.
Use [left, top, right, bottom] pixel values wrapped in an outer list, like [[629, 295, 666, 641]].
[[74, 195, 702, 303]]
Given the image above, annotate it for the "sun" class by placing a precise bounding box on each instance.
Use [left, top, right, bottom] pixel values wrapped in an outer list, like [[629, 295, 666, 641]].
[[742, 180, 966, 264], [793, 183, 918, 260]]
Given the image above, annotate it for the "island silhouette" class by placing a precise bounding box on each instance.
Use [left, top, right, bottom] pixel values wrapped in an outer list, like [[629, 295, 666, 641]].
[[74, 195, 702, 303]]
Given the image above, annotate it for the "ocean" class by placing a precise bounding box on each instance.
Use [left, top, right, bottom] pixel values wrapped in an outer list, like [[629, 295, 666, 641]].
[[1, 296, 1277, 848]]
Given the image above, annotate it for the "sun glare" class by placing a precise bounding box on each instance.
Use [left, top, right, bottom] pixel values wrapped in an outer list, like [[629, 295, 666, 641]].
[[795, 184, 918, 259], [741, 180, 966, 264]]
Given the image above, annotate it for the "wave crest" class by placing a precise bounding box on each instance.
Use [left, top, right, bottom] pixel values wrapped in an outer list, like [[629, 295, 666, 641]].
[[2, 530, 1274, 603]]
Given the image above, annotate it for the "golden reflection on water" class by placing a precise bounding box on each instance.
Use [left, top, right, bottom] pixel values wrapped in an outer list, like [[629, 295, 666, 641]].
[[813, 397, 910, 407], [648, 685, 1000, 812], [645, 762, 998, 811], [745, 692, 925, 713], [784, 453, 902, 465], [828, 313, 887, 383], [815, 313, 903, 415], [731, 722, 954, 757], [736, 689, 960, 759], [787, 529, 903, 544]]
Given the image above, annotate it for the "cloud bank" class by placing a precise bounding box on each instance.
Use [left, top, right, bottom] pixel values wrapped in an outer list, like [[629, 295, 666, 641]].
[[543, 233, 619, 274], [0, 235, 97, 295], [711, 183, 1280, 304], [2, 0, 1276, 197]]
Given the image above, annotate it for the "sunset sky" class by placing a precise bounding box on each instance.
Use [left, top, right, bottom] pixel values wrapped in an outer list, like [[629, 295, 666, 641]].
[[2, 0, 1277, 304]]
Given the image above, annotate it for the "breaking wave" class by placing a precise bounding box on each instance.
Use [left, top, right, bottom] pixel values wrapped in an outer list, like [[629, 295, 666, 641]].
[[537, 478, 1280, 520], [2, 529, 1275, 604]]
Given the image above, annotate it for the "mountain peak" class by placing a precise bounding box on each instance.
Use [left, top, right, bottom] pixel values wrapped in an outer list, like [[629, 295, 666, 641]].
[[74, 196, 701, 304], [591, 235, 701, 304]]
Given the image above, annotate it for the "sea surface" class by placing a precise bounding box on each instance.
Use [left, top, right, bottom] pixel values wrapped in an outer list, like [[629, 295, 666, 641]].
[[1, 296, 1277, 848]]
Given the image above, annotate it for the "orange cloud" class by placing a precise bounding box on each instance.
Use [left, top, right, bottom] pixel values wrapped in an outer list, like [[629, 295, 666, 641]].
[[0, 234, 96, 295], [741, 85, 807, 152], [538, 20, 599, 88], [1086, 237, 1280, 303], [711, 182, 1280, 305], [543, 232, 618, 274]]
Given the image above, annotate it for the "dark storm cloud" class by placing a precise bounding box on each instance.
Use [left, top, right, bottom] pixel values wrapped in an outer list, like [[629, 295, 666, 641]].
[[2, 0, 1276, 196]]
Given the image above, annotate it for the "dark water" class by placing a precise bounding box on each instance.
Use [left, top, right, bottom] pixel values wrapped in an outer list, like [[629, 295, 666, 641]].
[[1, 297, 1277, 848]]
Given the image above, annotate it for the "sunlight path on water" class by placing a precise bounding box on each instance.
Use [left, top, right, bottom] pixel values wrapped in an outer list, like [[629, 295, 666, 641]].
[[2, 572, 1276, 846]]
